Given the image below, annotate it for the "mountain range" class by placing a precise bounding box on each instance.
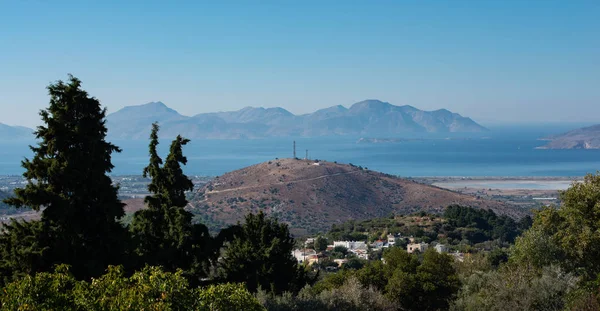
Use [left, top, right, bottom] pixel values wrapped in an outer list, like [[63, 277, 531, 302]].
[[538, 124, 600, 149], [105, 100, 488, 139], [0, 123, 33, 141]]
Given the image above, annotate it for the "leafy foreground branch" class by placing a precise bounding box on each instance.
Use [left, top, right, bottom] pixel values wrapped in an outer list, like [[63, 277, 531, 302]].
[[0, 265, 264, 311]]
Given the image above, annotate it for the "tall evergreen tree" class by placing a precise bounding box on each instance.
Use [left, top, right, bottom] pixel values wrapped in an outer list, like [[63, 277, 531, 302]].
[[219, 212, 309, 294], [130, 123, 212, 279], [1, 75, 127, 281]]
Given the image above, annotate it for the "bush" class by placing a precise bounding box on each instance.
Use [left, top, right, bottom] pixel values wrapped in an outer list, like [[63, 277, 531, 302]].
[[258, 277, 394, 311], [197, 283, 264, 311], [0, 265, 262, 311], [0, 264, 78, 311], [75, 265, 196, 310], [451, 265, 577, 311], [317, 277, 395, 311]]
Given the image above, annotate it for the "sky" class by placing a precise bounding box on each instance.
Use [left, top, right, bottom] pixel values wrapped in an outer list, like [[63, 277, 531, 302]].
[[0, 0, 599, 128]]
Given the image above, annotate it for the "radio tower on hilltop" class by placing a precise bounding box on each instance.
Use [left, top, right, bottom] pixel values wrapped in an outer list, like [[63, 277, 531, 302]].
[[293, 141, 296, 159]]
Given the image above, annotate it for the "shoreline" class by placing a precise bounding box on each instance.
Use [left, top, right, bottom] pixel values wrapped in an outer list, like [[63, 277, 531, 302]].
[[413, 177, 580, 191]]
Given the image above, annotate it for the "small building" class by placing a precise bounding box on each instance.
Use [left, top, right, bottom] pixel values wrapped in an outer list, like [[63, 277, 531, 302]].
[[387, 234, 396, 245], [304, 238, 315, 247], [407, 243, 428, 254], [370, 240, 388, 250], [333, 258, 348, 266], [434, 244, 449, 253], [333, 241, 367, 250], [292, 249, 317, 263], [349, 248, 369, 260]]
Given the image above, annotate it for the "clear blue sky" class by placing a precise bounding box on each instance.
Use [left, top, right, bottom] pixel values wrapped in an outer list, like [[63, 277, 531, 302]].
[[1, 0, 598, 127]]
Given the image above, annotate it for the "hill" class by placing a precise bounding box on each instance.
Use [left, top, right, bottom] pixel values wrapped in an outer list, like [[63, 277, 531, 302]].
[[538, 124, 600, 149], [0, 123, 33, 141], [189, 159, 523, 234], [106, 100, 488, 139]]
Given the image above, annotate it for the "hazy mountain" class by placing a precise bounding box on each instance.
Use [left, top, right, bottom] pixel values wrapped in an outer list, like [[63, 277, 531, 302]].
[[106, 101, 188, 139], [0, 123, 33, 140], [106, 99, 488, 139], [538, 124, 600, 149]]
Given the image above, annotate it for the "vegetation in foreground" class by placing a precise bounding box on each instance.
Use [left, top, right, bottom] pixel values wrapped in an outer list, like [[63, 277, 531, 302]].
[[1, 76, 600, 310]]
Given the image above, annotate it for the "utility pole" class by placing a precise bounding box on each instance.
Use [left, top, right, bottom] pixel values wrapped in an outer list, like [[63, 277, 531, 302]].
[[293, 141, 296, 159]]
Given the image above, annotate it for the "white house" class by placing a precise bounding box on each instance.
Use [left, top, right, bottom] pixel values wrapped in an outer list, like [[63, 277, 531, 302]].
[[349, 248, 369, 260], [407, 242, 428, 254], [434, 244, 449, 253], [333, 241, 367, 250], [370, 240, 388, 250], [387, 234, 396, 246], [292, 249, 316, 263]]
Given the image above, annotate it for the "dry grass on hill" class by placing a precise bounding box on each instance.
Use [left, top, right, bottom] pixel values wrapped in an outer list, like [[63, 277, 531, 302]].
[[188, 158, 524, 234]]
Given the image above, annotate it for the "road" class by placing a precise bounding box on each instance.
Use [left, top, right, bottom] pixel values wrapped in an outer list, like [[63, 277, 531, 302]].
[[203, 169, 362, 195]]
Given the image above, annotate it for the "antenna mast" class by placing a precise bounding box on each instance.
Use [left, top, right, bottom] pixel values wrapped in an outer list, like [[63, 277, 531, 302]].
[[293, 141, 296, 159]]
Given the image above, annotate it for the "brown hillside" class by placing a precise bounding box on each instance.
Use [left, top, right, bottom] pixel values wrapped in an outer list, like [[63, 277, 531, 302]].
[[191, 158, 524, 234]]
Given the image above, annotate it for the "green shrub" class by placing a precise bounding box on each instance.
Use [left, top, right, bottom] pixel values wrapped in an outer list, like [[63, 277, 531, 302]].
[[197, 283, 264, 311], [0, 264, 78, 311], [0, 265, 262, 311], [451, 265, 577, 311]]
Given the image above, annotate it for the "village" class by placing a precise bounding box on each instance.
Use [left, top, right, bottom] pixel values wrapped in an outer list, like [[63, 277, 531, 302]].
[[293, 233, 465, 271]]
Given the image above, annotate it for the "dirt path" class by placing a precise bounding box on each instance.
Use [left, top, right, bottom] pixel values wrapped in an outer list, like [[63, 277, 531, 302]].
[[204, 169, 362, 195]]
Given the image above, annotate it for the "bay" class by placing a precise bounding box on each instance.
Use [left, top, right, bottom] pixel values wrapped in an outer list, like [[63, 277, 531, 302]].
[[1, 125, 599, 177]]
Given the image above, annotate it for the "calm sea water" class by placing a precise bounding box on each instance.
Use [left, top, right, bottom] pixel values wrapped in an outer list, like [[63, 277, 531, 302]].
[[1, 125, 599, 177]]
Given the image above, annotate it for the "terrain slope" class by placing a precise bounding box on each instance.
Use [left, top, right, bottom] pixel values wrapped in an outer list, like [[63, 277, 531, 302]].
[[190, 159, 523, 234]]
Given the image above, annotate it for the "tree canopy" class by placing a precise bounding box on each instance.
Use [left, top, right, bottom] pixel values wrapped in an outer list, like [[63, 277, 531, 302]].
[[1, 75, 127, 282], [130, 123, 212, 279], [219, 212, 308, 294]]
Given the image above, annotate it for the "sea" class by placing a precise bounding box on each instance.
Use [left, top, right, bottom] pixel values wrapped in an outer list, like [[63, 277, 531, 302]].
[[1, 124, 599, 177]]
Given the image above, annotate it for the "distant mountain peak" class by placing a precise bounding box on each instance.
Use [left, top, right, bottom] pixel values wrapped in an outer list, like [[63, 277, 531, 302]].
[[351, 99, 390, 107], [314, 105, 348, 112], [116, 101, 180, 116], [145, 101, 170, 109], [356, 99, 387, 104]]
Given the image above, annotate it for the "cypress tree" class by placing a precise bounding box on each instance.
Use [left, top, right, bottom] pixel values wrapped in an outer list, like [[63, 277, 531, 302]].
[[219, 212, 309, 294], [1, 75, 127, 280], [131, 123, 211, 278]]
